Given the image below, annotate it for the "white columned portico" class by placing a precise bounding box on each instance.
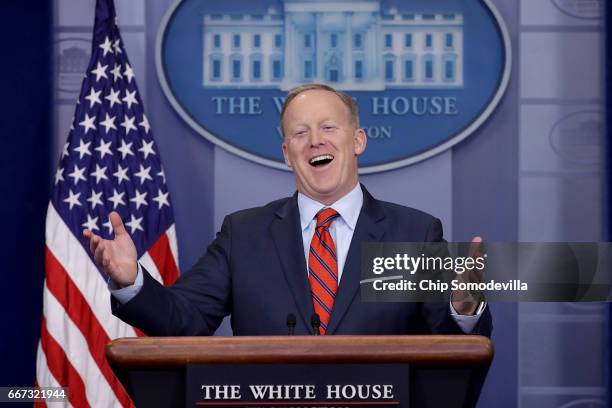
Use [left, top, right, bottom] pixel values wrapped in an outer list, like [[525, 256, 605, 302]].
[[315, 12, 323, 81], [373, 13, 380, 79], [284, 18, 293, 83], [344, 12, 353, 84]]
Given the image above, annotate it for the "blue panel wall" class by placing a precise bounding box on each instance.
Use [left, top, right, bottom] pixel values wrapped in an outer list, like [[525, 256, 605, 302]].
[[144, 0, 215, 273], [452, 1, 518, 405]]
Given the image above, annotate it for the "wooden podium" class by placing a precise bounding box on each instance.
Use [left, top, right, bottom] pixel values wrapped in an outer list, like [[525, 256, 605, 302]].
[[107, 335, 493, 408]]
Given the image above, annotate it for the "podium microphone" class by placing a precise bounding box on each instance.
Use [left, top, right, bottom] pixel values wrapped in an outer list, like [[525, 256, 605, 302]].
[[310, 313, 321, 336], [286, 313, 296, 336]]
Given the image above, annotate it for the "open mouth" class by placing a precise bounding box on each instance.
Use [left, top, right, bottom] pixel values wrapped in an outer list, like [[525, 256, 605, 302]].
[[309, 154, 334, 167]]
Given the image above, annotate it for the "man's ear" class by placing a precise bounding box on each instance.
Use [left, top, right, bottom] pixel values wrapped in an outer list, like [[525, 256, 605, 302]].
[[282, 141, 292, 168], [354, 128, 367, 156]]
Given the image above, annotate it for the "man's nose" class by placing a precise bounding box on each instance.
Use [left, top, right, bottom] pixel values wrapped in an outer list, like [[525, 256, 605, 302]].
[[309, 129, 325, 146]]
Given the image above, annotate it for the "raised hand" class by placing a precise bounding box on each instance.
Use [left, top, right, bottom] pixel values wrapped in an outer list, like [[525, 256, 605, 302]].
[[83, 211, 138, 287], [451, 236, 485, 315]]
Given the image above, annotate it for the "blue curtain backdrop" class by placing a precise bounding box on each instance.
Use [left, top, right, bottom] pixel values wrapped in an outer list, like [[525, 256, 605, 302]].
[[607, 2, 612, 406], [0, 3, 51, 386]]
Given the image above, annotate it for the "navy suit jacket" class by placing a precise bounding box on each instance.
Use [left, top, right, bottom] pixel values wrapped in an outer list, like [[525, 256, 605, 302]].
[[112, 186, 492, 337]]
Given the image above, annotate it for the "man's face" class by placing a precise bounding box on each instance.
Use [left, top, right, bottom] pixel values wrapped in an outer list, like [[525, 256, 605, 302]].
[[282, 90, 367, 205]]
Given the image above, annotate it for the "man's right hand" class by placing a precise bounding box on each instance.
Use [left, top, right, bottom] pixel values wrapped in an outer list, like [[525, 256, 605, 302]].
[[83, 211, 138, 287]]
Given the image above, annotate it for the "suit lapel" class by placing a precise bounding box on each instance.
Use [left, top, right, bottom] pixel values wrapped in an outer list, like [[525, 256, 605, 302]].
[[270, 194, 314, 331], [326, 186, 386, 334]]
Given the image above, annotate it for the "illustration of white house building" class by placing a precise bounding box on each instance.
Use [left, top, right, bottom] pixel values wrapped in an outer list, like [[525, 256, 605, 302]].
[[202, 0, 464, 90]]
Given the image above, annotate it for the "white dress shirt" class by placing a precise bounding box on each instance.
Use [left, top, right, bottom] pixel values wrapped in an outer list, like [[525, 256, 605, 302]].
[[298, 182, 363, 282]]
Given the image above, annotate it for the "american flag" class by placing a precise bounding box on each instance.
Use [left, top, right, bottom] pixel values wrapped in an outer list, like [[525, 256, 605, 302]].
[[36, 0, 179, 406]]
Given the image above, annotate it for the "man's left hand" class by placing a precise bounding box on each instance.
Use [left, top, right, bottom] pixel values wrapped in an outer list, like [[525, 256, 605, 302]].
[[451, 236, 485, 315]]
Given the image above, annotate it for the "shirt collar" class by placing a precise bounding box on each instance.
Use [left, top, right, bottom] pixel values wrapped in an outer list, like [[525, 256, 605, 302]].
[[297, 183, 363, 231]]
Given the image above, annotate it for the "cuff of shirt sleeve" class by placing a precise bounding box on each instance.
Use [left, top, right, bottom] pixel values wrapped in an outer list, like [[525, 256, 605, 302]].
[[108, 263, 144, 304], [449, 299, 487, 333]]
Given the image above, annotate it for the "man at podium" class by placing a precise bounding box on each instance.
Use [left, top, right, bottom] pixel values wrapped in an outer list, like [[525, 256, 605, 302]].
[[83, 84, 492, 337]]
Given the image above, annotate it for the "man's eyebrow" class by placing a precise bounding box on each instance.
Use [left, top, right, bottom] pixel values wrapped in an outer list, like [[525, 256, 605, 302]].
[[319, 119, 341, 127]]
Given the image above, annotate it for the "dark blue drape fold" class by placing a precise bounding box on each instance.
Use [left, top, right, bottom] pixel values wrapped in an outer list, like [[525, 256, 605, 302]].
[[0, 3, 51, 386]]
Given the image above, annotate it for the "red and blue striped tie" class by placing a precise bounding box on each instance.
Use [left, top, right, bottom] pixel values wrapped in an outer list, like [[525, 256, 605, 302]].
[[308, 208, 340, 335]]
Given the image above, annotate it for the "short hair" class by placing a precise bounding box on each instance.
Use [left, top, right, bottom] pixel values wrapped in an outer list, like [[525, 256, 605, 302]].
[[279, 83, 359, 138]]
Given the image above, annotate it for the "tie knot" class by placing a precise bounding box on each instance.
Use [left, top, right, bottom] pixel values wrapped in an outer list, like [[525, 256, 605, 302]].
[[316, 208, 339, 229]]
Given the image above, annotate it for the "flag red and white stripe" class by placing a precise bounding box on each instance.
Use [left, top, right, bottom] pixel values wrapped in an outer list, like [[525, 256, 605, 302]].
[[35, 0, 179, 406], [36, 207, 178, 407]]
